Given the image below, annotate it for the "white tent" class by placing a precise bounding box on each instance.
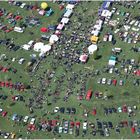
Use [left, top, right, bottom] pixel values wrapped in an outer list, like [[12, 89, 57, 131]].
[[94, 24, 102, 31], [61, 17, 69, 24], [63, 9, 73, 18], [88, 44, 98, 54], [108, 60, 116, 66], [49, 34, 59, 44], [101, 10, 112, 18], [34, 42, 51, 53], [66, 4, 75, 10], [91, 30, 100, 36], [22, 44, 31, 50]]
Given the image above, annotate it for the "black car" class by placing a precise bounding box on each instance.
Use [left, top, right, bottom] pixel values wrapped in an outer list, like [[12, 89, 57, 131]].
[[15, 2, 22, 6], [102, 121, 108, 128], [13, 46, 20, 51], [99, 130, 104, 136], [60, 107, 65, 113], [92, 130, 96, 136], [97, 121, 102, 129], [112, 39, 116, 45], [108, 121, 113, 129], [71, 108, 76, 114], [2, 95, 7, 100], [66, 108, 71, 114], [17, 115, 23, 122]]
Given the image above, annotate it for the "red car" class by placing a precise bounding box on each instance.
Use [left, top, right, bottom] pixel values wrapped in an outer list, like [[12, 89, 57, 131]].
[[52, 120, 57, 127], [122, 105, 127, 113], [86, 90, 92, 100], [9, 82, 13, 89], [112, 79, 117, 86], [15, 15, 22, 20], [70, 121, 75, 128], [92, 108, 97, 115], [27, 124, 36, 131], [75, 122, 80, 128], [2, 111, 7, 117]]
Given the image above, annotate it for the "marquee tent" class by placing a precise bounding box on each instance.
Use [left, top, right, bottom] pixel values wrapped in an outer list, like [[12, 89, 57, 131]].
[[34, 42, 51, 53], [79, 54, 88, 63], [63, 9, 73, 18], [49, 34, 59, 44], [57, 23, 64, 30], [22, 44, 31, 50], [88, 44, 98, 54], [61, 17, 69, 24], [66, 4, 75, 10]]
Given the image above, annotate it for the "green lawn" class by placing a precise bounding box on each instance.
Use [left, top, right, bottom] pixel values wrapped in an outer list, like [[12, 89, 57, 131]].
[[0, 1, 140, 139]]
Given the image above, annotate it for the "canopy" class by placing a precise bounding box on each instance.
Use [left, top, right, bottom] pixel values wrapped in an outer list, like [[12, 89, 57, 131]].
[[57, 23, 64, 30], [90, 35, 99, 44], [22, 44, 31, 50], [41, 2, 48, 9], [66, 4, 75, 10], [49, 34, 59, 44], [63, 9, 73, 18], [34, 42, 51, 53], [79, 54, 88, 63], [88, 44, 98, 54], [40, 27, 49, 32], [108, 60, 116, 66], [61, 17, 69, 24]]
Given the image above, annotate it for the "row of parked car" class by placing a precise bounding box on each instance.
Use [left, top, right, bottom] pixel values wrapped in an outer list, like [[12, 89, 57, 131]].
[[97, 78, 124, 86], [0, 39, 20, 52], [104, 105, 136, 115], [53, 107, 76, 114]]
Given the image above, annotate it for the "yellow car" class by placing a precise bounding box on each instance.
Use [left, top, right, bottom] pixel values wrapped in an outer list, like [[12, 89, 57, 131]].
[[11, 133, 16, 139]]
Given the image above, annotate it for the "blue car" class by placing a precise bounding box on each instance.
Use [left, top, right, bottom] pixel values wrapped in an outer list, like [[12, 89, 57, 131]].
[[12, 113, 17, 121], [46, 8, 53, 17]]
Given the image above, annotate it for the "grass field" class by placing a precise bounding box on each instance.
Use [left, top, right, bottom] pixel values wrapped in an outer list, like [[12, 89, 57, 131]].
[[0, 1, 140, 139]]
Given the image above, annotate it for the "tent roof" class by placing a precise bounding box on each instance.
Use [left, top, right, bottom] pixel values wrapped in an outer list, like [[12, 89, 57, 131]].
[[79, 54, 88, 62], [61, 17, 69, 24], [88, 44, 98, 54], [49, 34, 59, 44], [66, 4, 75, 10], [34, 42, 51, 53]]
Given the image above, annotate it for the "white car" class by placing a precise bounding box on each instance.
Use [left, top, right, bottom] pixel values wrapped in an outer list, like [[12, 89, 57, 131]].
[[69, 128, 73, 134], [23, 116, 29, 123], [102, 78, 106, 84], [0, 108, 3, 113], [53, 107, 59, 113], [18, 58, 25, 64], [105, 128, 110, 137], [111, 7, 117, 13], [30, 118, 36, 125], [128, 106, 132, 113], [20, 3, 26, 8], [83, 122, 88, 130], [118, 107, 122, 113], [4, 133, 10, 139], [59, 126, 63, 133]]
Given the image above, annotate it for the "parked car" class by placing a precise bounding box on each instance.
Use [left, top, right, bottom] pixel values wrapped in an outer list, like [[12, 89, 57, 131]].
[[23, 116, 29, 123], [83, 121, 88, 130], [107, 79, 112, 85], [30, 118, 36, 125], [102, 78, 107, 84]]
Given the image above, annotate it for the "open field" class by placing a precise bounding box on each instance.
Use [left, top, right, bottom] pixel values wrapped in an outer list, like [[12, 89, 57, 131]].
[[0, 1, 140, 139]]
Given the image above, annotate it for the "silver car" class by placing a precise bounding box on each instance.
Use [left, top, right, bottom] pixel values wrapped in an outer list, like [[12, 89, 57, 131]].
[[107, 79, 112, 85]]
